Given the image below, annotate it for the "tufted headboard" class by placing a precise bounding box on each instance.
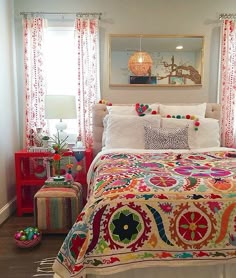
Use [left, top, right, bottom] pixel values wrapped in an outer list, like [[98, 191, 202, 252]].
[[92, 103, 221, 157]]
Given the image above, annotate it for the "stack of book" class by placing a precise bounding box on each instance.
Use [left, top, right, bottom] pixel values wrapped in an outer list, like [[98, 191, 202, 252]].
[[28, 147, 51, 153], [44, 177, 73, 187]]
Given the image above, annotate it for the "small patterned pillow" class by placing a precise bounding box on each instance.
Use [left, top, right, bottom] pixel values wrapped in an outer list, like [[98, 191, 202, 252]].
[[144, 125, 189, 149]]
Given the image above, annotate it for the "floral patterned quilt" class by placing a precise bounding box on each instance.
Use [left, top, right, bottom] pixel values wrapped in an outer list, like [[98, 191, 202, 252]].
[[53, 150, 236, 278]]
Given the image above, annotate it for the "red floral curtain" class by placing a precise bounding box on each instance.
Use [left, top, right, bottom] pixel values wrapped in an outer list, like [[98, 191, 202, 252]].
[[74, 16, 101, 148], [23, 16, 48, 148], [220, 19, 236, 147]]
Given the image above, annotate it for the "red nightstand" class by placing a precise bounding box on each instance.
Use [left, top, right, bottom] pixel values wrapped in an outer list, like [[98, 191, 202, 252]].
[[15, 148, 93, 216]]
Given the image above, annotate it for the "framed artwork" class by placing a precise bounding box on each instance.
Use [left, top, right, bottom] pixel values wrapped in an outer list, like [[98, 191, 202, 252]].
[[168, 76, 186, 85], [110, 34, 204, 87]]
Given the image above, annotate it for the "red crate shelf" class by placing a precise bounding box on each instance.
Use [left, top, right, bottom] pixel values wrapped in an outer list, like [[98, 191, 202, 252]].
[[15, 149, 93, 216]]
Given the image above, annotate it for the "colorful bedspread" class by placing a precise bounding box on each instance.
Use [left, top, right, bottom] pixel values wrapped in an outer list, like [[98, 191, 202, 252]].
[[53, 150, 236, 277]]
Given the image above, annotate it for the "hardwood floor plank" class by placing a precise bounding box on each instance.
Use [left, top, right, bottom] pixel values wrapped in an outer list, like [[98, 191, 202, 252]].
[[0, 214, 65, 278]]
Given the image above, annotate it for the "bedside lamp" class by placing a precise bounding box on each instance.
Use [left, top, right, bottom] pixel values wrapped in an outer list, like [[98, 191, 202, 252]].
[[45, 95, 77, 141]]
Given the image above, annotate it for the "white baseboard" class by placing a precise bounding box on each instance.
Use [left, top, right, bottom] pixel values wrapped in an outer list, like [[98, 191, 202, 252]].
[[0, 197, 16, 225]]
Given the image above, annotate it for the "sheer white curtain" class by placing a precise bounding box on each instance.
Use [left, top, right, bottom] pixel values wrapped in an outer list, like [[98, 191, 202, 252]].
[[23, 16, 48, 148], [45, 27, 78, 140], [220, 19, 236, 147], [74, 16, 101, 148]]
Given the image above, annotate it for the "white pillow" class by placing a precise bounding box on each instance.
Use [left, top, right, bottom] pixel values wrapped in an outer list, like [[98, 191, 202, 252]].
[[107, 103, 159, 116], [161, 117, 220, 149], [149, 103, 160, 113], [159, 103, 207, 118], [107, 105, 136, 115], [103, 114, 161, 149], [194, 118, 220, 148]]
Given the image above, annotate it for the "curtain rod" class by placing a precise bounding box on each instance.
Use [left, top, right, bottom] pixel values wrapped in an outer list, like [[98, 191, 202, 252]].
[[219, 13, 236, 20], [20, 11, 102, 18]]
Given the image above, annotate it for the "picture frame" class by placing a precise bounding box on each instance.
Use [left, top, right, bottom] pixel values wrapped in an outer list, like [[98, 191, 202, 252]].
[[168, 76, 186, 85], [109, 34, 204, 87], [130, 76, 157, 84]]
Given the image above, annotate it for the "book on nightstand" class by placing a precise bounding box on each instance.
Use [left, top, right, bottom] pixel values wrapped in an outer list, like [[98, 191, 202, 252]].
[[44, 177, 73, 187]]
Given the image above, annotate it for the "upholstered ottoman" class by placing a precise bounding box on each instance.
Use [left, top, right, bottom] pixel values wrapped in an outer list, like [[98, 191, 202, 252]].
[[34, 182, 82, 233]]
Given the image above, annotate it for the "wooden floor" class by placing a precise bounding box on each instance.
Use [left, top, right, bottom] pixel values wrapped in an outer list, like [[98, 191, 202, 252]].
[[0, 214, 65, 278]]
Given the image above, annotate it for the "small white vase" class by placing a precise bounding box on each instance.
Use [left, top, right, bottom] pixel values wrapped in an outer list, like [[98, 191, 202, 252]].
[[42, 140, 49, 148]]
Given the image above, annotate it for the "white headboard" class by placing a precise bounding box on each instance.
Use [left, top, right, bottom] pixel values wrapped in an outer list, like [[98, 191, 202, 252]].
[[92, 103, 221, 156]]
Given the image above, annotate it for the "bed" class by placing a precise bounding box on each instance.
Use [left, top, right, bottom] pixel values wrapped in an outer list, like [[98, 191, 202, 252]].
[[53, 103, 236, 278]]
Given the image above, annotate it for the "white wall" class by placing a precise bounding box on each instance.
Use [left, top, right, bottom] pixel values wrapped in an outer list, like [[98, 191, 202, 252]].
[[0, 0, 19, 224], [0, 0, 232, 221], [14, 0, 236, 107]]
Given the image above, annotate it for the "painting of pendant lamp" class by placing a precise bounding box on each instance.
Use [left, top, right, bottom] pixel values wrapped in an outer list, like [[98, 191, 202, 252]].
[[128, 36, 153, 76]]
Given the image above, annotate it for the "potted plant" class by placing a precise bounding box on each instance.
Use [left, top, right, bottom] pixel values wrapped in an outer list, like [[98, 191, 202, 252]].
[[51, 132, 68, 181]]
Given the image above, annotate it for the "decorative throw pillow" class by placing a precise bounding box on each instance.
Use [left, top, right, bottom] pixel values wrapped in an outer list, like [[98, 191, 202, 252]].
[[103, 114, 161, 149], [144, 125, 189, 149], [135, 103, 152, 116]]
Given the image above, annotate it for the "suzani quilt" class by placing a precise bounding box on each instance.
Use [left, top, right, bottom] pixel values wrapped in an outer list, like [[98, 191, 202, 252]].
[[53, 150, 236, 277]]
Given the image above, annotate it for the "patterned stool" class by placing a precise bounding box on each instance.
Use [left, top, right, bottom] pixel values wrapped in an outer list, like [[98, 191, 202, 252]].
[[34, 182, 82, 233]]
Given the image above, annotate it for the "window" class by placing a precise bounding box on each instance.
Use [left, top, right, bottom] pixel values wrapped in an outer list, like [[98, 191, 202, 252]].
[[45, 27, 78, 143]]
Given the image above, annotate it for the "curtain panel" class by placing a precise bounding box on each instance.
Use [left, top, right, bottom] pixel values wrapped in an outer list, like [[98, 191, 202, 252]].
[[220, 19, 236, 147], [74, 17, 101, 148], [23, 16, 48, 148]]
